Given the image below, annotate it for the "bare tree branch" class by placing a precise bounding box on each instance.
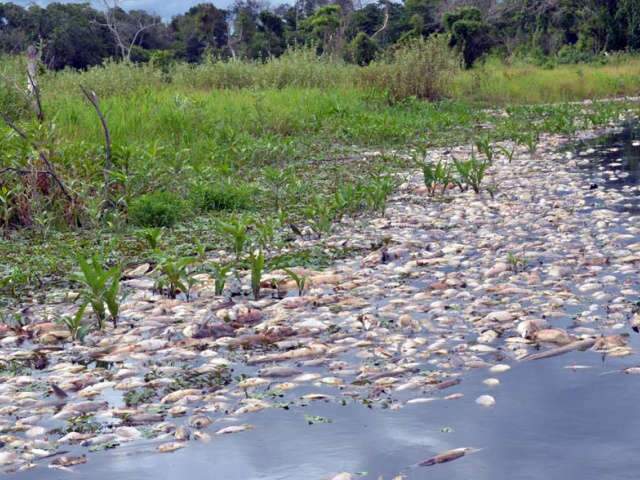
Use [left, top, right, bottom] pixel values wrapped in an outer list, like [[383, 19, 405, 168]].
[[79, 85, 113, 211], [97, 0, 159, 62]]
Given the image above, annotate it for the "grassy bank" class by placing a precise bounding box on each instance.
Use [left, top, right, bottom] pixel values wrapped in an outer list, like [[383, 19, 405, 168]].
[[2, 47, 640, 304]]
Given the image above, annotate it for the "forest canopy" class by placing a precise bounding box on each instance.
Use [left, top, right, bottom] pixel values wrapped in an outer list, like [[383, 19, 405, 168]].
[[1, 0, 640, 69]]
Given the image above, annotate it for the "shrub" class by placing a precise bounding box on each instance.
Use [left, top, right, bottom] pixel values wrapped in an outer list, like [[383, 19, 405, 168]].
[[190, 180, 256, 212], [128, 191, 183, 227], [349, 32, 379, 66], [359, 35, 462, 102]]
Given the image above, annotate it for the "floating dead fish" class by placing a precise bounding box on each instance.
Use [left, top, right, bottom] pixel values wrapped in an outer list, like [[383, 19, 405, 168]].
[[475, 395, 496, 407], [157, 442, 186, 453], [215, 424, 254, 435], [521, 338, 597, 361], [419, 447, 478, 467], [50, 455, 87, 467]]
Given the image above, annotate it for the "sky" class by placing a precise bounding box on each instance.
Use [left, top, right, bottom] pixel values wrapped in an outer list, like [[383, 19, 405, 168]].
[[11, 1, 234, 19]]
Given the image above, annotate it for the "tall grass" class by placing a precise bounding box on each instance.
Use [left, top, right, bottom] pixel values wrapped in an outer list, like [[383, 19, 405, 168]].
[[454, 56, 640, 105]]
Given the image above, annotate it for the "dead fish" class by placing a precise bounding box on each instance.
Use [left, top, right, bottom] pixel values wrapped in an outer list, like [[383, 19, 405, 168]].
[[258, 366, 302, 378], [520, 338, 596, 361], [434, 378, 461, 390], [51, 384, 68, 400], [50, 455, 86, 467], [419, 447, 478, 467], [157, 442, 185, 453], [215, 424, 253, 435], [123, 413, 165, 425]]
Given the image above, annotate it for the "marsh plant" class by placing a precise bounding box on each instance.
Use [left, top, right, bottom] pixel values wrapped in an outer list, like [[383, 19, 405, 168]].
[[249, 250, 265, 300], [364, 174, 396, 214], [73, 256, 123, 329], [304, 196, 335, 235], [474, 136, 495, 164], [421, 159, 452, 195], [154, 256, 197, 299], [496, 144, 516, 164], [210, 262, 232, 296], [58, 303, 89, 342], [254, 217, 280, 250], [518, 130, 540, 155], [453, 154, 490, 194], [283, 268, 308, 296], [216, 217, 251, 260], [137, 227, 163, 251], [506, 252, 527, 273]]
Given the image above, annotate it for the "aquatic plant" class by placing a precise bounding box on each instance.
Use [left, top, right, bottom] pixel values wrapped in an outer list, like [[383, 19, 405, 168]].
[[154, 256, 197, 299], [475, 135, 495, 164], [73, 256, 122, 329], [453, 154, 489, 194], [216, 216, 251, 260], [58, 302, 90, 342], [210, 262, 232, 296], [496, 144, 516, 164], [364, 174, 396, 214], [283, 268, 308, 296], [137, 227, 163, 251], [304, 196, 335, 235], [506, 252, 527, 273], [421, 159, 452, 195]]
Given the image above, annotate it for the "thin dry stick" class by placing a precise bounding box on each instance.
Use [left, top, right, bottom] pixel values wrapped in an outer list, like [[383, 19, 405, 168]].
[[79, 85, 113, 210]]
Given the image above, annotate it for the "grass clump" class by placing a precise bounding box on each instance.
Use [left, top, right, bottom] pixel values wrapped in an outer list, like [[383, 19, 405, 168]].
[[128, 191, 184, 227], [190, 180, 257, 212], [360, 35, 462, 103]]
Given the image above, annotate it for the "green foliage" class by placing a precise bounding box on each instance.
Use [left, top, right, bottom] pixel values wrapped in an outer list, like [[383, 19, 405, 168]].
[[349, 32, 379, 66], [216, 216, 251, 260], [444, 7, 493, 68], [137, 227, 164, 250], [190, 180, 256, 212], [304, 196, 335, 235], [58, 302, 90, 342], [283, 268, 307, 296], [154, 256, 197, 299], [421, 159, 452, 195], [72, 256, 122, 329], [364, 174, 396, 214], [360, 35, 462, 102], [128, 191, 184, 228], [453, 154, 489, 194], [210, 262, 232, 296], [474, 135, 495, 164]]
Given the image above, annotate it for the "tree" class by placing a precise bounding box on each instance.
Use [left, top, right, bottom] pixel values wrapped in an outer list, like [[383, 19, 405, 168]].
[[98, 0, 160, 62], [171, 3, 229, 62], [301, 4, 342, 54], [444, 6, 493, 67], [349, 31, 378, 65]]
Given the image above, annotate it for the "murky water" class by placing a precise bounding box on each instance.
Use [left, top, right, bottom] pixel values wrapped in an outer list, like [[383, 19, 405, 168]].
[[575, 121, 640, 211], [16, 347, 640, 480], [14, 127, 640, 480]]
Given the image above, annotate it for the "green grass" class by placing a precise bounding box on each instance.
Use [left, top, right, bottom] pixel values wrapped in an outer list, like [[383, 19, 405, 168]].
[[454, 56, 640, 105]]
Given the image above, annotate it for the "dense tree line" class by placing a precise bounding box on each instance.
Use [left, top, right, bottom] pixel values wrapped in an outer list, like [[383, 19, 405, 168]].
[[1, 0, 639, 69]]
